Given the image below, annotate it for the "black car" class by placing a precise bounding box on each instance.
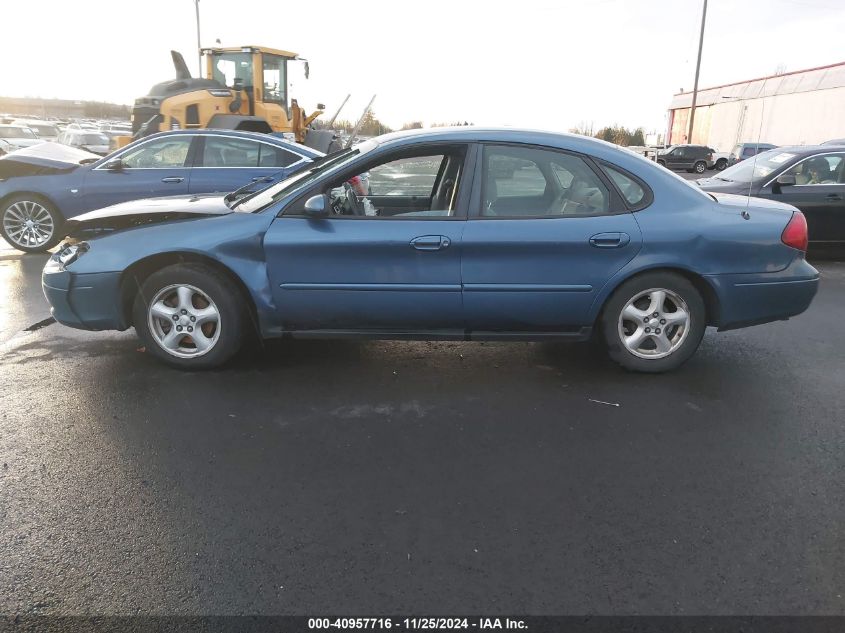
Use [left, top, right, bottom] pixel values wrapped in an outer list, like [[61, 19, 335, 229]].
[[656, 144, 714, 174], [728, 142, 777, 166], [697, 146, 845, 252]]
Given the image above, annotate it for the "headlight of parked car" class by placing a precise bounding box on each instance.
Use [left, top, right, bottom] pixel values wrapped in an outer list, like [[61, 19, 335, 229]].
[[56, 242, 89, 268]]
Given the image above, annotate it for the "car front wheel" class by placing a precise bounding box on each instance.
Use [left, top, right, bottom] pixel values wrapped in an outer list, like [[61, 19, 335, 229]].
[[715, 158, 728, 171], [133, 263, 247, 369], [1, 195, 63, 253], [601, 272, 706, 373]]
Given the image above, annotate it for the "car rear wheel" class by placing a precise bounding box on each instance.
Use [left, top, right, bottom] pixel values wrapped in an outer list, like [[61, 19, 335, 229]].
[[133, 263, 247, 369], [601, 272, 706, 373], [1, 195, 63, 253], [693, 160, 706, 174]]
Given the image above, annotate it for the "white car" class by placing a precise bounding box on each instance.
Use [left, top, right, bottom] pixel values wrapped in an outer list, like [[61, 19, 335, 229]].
[[0, 124, 46, 151], [11, 119, 59, 142], [707, 151, 730, 171], [57, 129, 111, 155]]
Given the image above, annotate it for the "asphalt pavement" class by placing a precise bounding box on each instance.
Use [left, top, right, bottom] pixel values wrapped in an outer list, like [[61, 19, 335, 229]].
[[1, 239, 845, 616]]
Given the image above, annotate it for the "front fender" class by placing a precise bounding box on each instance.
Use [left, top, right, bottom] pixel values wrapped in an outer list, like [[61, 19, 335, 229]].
[[65, 212, 279, 332]]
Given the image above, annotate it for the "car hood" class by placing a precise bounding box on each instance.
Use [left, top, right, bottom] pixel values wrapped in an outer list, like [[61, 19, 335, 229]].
[[0, 142, 100, 171], [695, 177, 751, 194], [64, 194, 233, 238], [81, 144, 110, 155], [7, 138, 46, 148]]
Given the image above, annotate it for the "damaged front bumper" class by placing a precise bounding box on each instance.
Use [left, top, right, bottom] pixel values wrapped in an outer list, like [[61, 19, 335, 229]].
[[42, 253, 125, 331]]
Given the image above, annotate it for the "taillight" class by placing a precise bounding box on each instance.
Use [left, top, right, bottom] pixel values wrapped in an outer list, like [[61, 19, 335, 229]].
[[781, 211, 808, 251]]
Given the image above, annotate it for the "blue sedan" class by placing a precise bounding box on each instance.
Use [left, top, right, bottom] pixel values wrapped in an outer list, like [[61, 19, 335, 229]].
[[0, 129, 322, 252], [42, 128, 819, 372]]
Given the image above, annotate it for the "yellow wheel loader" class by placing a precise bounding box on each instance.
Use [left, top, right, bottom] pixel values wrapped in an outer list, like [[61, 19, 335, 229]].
[[125, 46, 334, 151]]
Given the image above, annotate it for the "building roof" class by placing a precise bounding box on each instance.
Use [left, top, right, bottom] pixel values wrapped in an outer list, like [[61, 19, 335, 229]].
[[669, 60, 845, 110]]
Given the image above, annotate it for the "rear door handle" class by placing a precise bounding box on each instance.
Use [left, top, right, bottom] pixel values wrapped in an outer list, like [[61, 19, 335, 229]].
[[825, 193, 842, 201], [589, 232, 630, 248], [410, 235, 451, 251], [161, 177, 184, 183]]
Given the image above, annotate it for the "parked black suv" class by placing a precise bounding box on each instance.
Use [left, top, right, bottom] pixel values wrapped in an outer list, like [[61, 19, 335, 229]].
[[656, 144, 714, 174]]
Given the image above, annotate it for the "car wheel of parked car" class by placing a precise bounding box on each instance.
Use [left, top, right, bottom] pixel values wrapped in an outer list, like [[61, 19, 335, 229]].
[[656, 160, 666, 168], [133, 263, 247, 369], [715, 158, 728, 171], [1, 195, 63, 253], [601, 272, 706, 373], [693, 160, 707, 174]]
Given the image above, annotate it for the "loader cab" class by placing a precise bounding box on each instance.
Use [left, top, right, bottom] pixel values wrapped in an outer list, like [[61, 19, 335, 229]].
[[206, 46, 293, 115]]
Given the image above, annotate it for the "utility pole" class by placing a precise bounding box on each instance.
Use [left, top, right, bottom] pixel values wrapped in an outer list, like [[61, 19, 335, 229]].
[[687, 0, 707, 143], [194, 0, 202, 77]]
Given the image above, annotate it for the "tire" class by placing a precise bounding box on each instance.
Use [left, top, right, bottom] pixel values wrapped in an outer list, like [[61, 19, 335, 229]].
[[715, 158, 728, 171], [0, 195, 63, 253], [132, 263, 247, 369], [693, 160, 706, 174], [657, 160, 666, 168], [600, 272, 706, 373]]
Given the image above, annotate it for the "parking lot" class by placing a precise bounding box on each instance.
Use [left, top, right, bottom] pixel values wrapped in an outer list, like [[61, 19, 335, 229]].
[[2, 239, 844, 615]]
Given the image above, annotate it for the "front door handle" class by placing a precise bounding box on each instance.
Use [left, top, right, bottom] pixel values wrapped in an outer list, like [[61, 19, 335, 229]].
[[410, 235, 451, 251], [589, 232, 630, 248], [161, 177, 184, 183], [825, 193, 842, 201], [251, 176, 274, 183]]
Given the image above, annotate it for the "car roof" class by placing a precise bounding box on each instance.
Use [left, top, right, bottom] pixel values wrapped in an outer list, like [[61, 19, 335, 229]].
[[759, 144, 845, 155], [368, 126, 667, 164], [141, 128, 324, 158]]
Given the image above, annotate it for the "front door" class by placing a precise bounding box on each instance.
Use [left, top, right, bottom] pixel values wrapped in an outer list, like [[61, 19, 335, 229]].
[[461, 144, 643, 333], [81, 135, 194, 212], [760, 152, 845, 245], [263, 146, 472, 333]]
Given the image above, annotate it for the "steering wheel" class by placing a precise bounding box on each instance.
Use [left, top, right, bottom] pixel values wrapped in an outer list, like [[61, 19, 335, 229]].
[[343, 183, 365, 216]]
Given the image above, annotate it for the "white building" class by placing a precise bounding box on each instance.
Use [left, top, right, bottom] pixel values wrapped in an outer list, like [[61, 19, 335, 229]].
[[667, 61, 845, 151]]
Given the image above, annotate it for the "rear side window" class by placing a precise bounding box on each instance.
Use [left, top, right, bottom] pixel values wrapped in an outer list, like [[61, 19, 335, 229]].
[[602, 164, 647, 207], [258, 144, 301, 168], [482, 145, 610, 217]]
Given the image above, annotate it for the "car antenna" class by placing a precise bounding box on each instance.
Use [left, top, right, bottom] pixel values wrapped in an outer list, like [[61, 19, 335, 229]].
[[743, 99, 766, 220]]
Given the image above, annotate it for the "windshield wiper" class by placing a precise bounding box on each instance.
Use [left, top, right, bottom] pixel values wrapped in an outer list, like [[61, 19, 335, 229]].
[[224, 170, 287, 209]]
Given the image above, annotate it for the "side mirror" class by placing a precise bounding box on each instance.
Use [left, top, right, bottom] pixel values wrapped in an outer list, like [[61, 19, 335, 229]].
[[303, 194, 328, 218], [776, 174, 796, 187], [104, 158, 124, 171]]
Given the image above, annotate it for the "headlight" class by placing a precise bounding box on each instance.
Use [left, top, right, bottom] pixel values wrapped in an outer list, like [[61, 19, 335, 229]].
[[56, 242, 89, 267]]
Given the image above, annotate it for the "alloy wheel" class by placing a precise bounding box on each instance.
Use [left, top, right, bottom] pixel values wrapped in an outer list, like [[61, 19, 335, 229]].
[[147, 284, 221, 358], [617, 287, 691, 359], [3, 200, 55, 249]]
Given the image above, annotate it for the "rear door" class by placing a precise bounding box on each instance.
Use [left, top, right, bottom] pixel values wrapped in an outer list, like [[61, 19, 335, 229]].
[[80, 135, 194, 212], [187, 134, 307, 195], [461, 144, 643, 333]]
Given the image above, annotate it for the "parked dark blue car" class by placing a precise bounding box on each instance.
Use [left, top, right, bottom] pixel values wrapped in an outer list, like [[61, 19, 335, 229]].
[[42, 128, 818, 372], [0, 129, 322, 252]]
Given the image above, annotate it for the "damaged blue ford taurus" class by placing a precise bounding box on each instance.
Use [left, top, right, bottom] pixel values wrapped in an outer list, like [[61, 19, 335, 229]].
[[42, 128, 819, 372]]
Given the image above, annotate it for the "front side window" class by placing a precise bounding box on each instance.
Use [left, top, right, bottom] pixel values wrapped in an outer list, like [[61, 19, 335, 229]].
[[482, 145, 609, 217], [211, 52, 253, 88], [784, 154, 844, 185], [322, 149, 465, 218], [120, 137, 192, 168]]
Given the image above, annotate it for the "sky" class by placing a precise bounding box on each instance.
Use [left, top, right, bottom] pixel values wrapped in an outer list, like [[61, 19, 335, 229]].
[[3, 0, 845, 134]]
